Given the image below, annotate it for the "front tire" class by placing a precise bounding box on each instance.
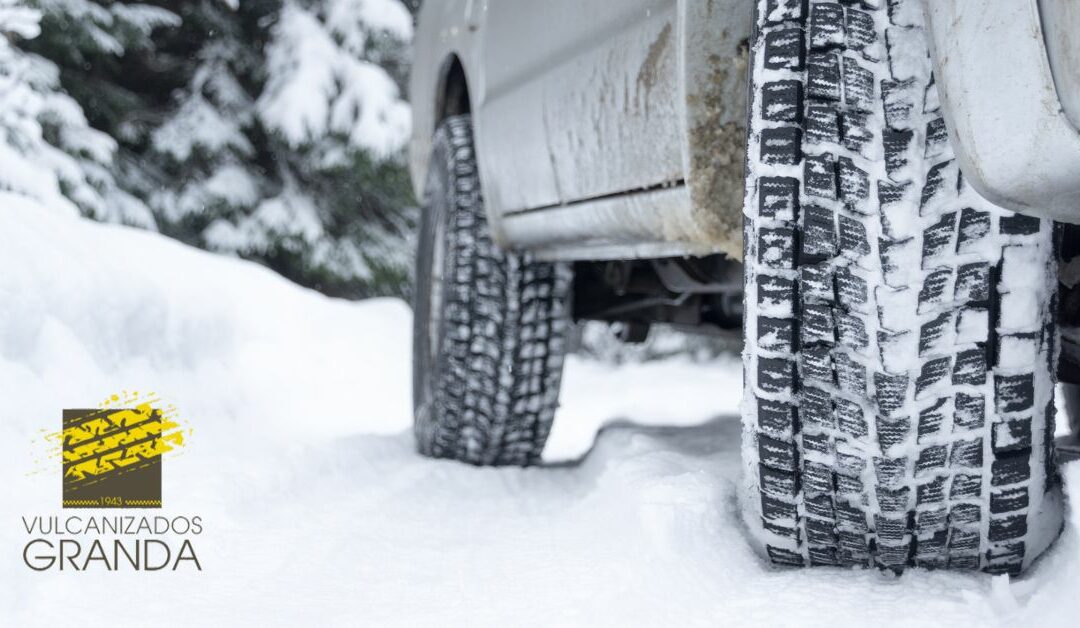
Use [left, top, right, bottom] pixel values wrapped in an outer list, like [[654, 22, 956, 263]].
[[742, 0, 1063, 573], [413, 115, 570, 466]]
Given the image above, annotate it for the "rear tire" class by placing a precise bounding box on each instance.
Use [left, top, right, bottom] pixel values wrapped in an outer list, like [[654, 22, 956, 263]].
[[413, 115, 571, 466], [742, 0, 1063, 573]]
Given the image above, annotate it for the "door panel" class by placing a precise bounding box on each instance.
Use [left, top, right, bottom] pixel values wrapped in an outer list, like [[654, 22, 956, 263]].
[[476, 0, 683, 217], [541, 1, 683, 203]]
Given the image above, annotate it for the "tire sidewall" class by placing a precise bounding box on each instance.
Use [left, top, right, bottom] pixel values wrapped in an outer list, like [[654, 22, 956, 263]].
[[412, 123, 455, 453]]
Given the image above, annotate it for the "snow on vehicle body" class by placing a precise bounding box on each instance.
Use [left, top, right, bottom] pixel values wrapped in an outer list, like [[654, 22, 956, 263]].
[[409, 0, 1080, 575]]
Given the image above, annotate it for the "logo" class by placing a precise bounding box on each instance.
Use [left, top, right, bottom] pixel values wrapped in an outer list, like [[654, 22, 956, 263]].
[[19, 393, 203, 571], [61, 405, 180, 508]]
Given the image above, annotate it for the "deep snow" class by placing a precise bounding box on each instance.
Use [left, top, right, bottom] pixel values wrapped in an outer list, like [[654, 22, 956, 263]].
[[3, 202, 1080, 627]]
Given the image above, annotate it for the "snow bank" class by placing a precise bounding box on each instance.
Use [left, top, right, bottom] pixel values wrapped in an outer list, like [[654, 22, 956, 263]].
[[2, 201, 1080, 627], [0, 193, 411, 445]]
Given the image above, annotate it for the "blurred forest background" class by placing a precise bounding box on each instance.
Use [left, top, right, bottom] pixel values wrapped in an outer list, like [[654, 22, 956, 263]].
[[0, 0, 422, 298], [0, 0, 733, 359]]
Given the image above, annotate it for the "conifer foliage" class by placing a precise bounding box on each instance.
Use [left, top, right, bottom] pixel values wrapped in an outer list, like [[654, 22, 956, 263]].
[[7, 0, 418, 297]]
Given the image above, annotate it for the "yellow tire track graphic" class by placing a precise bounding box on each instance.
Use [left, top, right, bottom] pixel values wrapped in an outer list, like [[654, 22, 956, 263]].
[[66, 457, 158, 490], [50, 392, 189, 508], [62, 405, 182, 485]]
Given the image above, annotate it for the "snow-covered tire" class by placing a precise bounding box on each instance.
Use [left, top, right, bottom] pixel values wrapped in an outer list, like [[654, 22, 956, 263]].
[[742, 0, 1063, 573], [412, 115, 570, 466]]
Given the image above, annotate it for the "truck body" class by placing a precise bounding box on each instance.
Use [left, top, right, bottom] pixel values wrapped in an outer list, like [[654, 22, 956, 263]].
[[408, 0, 1080, 574], [410, 0, 1080, 260]]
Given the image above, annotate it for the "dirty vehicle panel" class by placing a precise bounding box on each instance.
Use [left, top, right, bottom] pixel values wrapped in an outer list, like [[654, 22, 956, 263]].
[[409, 0, 752, 261], [480, 0, 683, 209]]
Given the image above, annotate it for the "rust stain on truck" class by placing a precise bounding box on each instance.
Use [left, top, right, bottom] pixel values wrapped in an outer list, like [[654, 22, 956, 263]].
[[686, 42, 749, 261], [637, 23, 672, 94]]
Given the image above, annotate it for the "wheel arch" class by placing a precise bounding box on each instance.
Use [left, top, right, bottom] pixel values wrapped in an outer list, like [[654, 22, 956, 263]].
[[411, 52, 475, 202], [436, 55, 472, 125], [924, 0, 1080, 221]]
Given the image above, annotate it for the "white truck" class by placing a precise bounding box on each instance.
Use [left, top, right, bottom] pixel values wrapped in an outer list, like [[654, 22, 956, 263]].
[[408, 0, 1080, 575]]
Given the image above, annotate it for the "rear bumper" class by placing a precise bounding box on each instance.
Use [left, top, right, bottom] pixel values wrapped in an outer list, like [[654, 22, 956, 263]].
[[924, 0, 1080, 222]]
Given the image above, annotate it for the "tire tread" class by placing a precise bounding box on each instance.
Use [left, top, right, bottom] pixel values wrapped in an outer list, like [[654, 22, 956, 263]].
[[744, 0, 1061, 573]]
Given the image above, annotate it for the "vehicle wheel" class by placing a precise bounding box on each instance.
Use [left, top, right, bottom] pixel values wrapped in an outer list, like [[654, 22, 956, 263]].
[[413, 115, 570, 466], [742, 0, 1063, 573]]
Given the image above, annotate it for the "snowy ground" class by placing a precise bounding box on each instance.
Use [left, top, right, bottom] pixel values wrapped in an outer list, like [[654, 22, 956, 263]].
[[3, 201, 1080, 627]]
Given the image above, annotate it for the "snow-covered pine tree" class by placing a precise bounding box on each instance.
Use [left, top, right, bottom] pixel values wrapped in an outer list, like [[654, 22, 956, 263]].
[[0, 0, 158, 225], [210, 0, 416, 297], [22, 0, 418, 298]]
